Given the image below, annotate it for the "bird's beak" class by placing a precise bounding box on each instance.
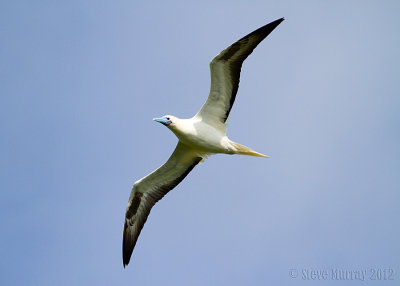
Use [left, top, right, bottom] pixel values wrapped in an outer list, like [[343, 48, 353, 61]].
[[153, 117, 169, 125]]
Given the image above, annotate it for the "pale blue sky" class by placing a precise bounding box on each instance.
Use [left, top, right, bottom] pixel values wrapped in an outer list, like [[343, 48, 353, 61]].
[[1, 1, 399, 285]]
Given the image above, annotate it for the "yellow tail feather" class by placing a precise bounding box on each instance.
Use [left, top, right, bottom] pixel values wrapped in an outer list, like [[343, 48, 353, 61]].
[[231, 142, 268, 158]]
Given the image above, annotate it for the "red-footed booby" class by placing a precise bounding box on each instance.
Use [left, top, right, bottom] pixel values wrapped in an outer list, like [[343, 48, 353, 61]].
[[123, 18, 284, 267]]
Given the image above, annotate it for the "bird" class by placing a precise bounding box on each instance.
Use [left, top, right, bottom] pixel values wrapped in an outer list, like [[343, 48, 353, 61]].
[[123, 18, 284, 267]]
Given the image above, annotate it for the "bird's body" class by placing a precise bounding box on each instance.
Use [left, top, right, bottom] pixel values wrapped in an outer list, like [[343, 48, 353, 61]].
[[123, 18, 284, 267], [168, 116, 236, 155]]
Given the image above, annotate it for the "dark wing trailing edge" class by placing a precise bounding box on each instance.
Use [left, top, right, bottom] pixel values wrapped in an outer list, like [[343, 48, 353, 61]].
[[195, 18, 284, 130], [123, 142, 203, 267]]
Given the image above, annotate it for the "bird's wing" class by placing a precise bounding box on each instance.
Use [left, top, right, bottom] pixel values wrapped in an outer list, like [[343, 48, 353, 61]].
[[123, 142, 204, 267], [195, 18, 284, 131]]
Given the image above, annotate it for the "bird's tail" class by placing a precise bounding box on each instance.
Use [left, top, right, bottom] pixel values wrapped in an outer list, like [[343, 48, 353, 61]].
[[230, 141, 268, 158]]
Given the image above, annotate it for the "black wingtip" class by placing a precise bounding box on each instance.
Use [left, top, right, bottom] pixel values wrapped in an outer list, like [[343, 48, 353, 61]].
[[122, 221, 132, 268], [270, 17, 285, 27], [248, 17, 284, 38], [268, 17, 285, 29]]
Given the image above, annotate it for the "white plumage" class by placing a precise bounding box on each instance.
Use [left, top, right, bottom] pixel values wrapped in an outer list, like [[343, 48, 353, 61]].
[[123, 18, 284, 267]]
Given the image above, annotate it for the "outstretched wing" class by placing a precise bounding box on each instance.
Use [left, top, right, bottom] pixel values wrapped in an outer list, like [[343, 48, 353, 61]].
[[123, 142, 204, 267], [195, 18, 284, 131]]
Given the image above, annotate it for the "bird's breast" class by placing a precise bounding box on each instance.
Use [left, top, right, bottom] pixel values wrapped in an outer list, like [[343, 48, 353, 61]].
[[172, 121, 230, 153]]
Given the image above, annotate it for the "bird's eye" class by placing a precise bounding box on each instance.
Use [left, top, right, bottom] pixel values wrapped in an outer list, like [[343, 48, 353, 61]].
[[166, 117, 170, 120]]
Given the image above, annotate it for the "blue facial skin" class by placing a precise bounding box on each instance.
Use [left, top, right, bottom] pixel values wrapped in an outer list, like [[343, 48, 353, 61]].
[[153, 117, 171, 126]]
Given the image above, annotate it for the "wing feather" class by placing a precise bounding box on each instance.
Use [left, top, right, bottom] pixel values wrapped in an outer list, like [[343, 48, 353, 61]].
[[195, 18, 284, 130], [122, 142, 203, 267]]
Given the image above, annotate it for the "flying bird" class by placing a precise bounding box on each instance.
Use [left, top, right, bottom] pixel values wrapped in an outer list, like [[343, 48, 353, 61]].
[[123, 18, 284, 267]]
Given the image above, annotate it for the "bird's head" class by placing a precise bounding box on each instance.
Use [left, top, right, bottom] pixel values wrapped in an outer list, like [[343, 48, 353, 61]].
[[153, 115, 176, 128]]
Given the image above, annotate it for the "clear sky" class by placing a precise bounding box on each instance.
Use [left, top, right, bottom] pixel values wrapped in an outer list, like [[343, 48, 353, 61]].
[[1, 1, 399, 285]]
